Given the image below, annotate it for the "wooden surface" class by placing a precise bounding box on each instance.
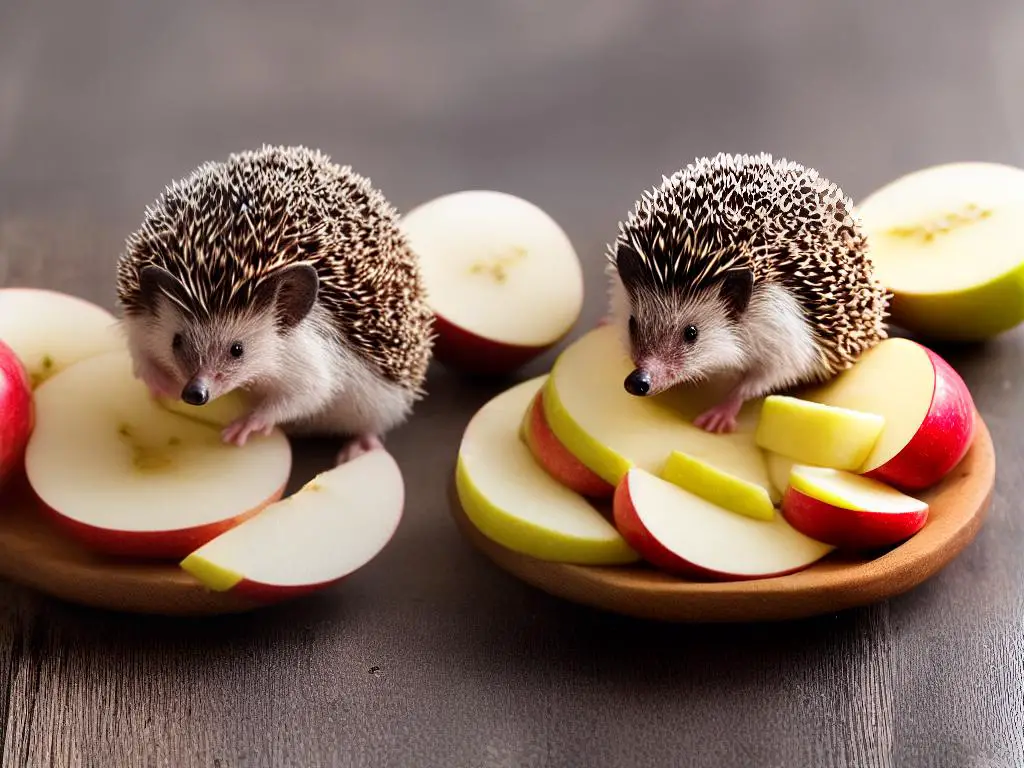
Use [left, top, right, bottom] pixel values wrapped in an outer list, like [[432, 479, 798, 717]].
[[1, 2, 1023, 766], [450, 415, 996, 623]]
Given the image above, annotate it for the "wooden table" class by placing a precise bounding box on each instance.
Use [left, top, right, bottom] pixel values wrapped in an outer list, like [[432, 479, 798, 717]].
[[1, 2, 1022, 766]]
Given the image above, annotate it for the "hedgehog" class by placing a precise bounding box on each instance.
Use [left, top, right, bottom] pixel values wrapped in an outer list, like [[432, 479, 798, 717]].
[[115, 144, 434, 463], [605, 152, 890, 434]]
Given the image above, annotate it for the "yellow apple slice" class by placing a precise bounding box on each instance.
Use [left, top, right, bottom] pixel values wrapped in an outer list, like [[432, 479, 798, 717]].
[[24, 349, 292, 558], [766, 452, 798, 498], [401, 190, 585, 376], [754, 395, 884, 471], [180, 449, 404, 600], [857, 161, 1024, 340], [456, 375, 639, 565], [542, 325, 777, 500], [0, 287, 123, 388], [659, 450, 775, 521], [157, 390, 249, 427]]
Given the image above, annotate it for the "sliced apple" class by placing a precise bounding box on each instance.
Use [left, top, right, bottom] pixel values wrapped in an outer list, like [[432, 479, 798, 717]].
[[613, 469, 833, 580], [24, 349, 292, 558], [0, 339, 33, 488], [456, 376, 638, 565], [542, 325, 777, 501], [180, 449, 403, 600], [156, 390, 249, 427], [522, 389, 614, 498], [857, 161, 1024, 340], [803, 337, 975, 490], [781, 465, 929, 550], [0, 287, 123, 389], [659, 450, 775, 521], [754, 395, 884, 471], [766, 452, 798, 498], [401, 190, 585, 376]]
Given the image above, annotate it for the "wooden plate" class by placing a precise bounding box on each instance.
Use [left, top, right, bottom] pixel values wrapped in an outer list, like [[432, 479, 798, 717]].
[[449, 414, 996, 622], [0, 473, 264, 615]]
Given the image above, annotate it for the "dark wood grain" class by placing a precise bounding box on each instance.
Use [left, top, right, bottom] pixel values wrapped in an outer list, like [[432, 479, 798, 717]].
[[1, 1, 1023, 767]]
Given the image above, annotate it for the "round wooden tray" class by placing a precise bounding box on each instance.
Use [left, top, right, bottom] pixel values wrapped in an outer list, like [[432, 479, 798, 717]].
[[0, 472, 264, 616], [449, 413, 996, 622]]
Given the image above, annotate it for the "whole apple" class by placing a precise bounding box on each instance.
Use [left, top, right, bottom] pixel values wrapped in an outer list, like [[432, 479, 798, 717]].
[[0, 338, 34, 488]]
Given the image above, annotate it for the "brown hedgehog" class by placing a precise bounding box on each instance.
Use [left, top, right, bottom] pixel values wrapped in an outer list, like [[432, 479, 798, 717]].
[[606, 152, 890, 433], [115, 144, 434, 462]]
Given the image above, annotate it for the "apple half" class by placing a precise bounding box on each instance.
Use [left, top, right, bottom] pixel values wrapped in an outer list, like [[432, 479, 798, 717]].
[[659, 450, 775, 521], [541, 325, 777, 500], [803, 337, 975, 490], [180, 449, 404, 600], [0, 339, 34, 488], [613, 469, 833, 580], [456, 376, 638, 565], [24, 349, 292, 558], [522, 390, 614, 498], [0, 287, 123, 389], [401, 190, 585, 376], [857, 161, 1024, 340], [781, 465, 929, 550]]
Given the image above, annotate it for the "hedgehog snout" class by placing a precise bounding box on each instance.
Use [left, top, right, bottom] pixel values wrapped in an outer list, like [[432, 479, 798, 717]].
[[181, 377, 210, 406], [624, 368, 653, 397]]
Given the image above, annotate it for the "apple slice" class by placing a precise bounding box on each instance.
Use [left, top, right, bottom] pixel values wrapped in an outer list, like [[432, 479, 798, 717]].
[[401, 190, 585, 376], [456, 376, 638, 565], [803, 337, 975, 490], [180, 449, 403, 600], [0, 339, 34, 488], [522, 389, 614, 498], [542, 325, 777, 501], [24, 349, 292, 558], [0, 287, 123, 388], [659, 450, 775, 521], [613, 469, 833, 580], [781, 465, 929, 550], [857, 161, 1024, 340], [766, 452, 798, 498], [157, 390, 249, 428], [754, 395, 884, 471]]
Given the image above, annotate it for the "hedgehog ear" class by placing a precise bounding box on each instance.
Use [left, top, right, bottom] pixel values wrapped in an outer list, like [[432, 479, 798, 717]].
[[615, 242, 648, 287], [260, 264, 319, 329], [719, 270, 753, 320], [138, 265, 188, 311]]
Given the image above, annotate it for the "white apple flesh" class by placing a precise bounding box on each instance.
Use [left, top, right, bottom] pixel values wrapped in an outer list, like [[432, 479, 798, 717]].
[[180, 448, 404, 600], [401, 190, 585, 376], [24, 350, 292, 558]]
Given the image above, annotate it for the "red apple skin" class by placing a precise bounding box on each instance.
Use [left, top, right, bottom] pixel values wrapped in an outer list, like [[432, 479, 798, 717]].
[[780, 487, 929, 551], [33, 484, 286, 560], [0, 339, 34, 489], [612, 472, 817, 582], [431, 313, 560, 377], [864, 345, 976, 491], [523, 390, 614, 498]]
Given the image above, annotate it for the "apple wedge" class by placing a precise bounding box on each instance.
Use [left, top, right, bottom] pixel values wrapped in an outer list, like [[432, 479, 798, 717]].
[[613, 469, 833, 580], [401, 190, 584, 376], [754, 395, 885, 471], [0, 287, 123, 389], [857, 161, 1024, 340], [456, 376, 638, 565], [24, 349, 292, 558], [522, 389, 614, 498], [803, 338, 975, 490], [157, 390, 249, 428], [781, 465, 929, 550], [659, 450, 775, 521], [0, 339, 33, 487], [180, 449, 404, 600], [542, 325, 777, 501], [766, 452, 798, 498]]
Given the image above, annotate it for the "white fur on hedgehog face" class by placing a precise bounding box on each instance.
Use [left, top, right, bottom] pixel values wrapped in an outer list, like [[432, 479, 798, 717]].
[[121, 297, 283, 402], [609, 275, 749, 396]]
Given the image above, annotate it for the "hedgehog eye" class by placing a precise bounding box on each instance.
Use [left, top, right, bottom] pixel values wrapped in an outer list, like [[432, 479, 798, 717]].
[[683, 325, 698, 343], [171, 333, 183, 350], [229, 342, 244, 358]]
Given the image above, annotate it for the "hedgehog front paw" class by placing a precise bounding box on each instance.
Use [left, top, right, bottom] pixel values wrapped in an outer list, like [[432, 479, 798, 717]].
[[694, 397, 743, 434], [222, 411, 276, 447], [336, 433, 384, 465]]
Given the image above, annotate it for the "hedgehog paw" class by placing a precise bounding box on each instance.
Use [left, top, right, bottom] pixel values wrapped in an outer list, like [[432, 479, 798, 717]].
[[336, 433, 384, 465], [694, 398, 743, 434], [221, 411, 275, 447]]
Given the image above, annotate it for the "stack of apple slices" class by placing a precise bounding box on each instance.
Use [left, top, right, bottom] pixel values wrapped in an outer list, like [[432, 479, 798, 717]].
[[0, 288, 405, 604], [455, 324, 977, 581]]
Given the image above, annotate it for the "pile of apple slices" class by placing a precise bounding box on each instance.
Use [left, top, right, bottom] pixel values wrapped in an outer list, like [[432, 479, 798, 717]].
[[0, 287, 404, 604], [455, 324, 977, 581]]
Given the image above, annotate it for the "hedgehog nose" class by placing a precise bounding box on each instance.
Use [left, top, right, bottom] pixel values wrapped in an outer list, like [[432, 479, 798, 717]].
[[181, 380, 209, 406], [624, 369, 652, 396]]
